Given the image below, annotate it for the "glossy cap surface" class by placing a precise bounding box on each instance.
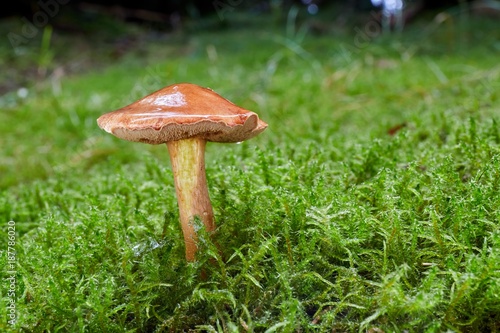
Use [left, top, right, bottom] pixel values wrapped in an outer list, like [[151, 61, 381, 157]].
[[97, 83, 267, 144]]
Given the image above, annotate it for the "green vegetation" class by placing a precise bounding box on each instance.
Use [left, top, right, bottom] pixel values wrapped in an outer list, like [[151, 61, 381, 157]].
[[1, 6, 500, 332]]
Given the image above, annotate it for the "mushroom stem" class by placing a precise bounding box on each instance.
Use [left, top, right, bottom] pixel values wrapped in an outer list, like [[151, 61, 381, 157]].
[[167, 137, 215, 261]]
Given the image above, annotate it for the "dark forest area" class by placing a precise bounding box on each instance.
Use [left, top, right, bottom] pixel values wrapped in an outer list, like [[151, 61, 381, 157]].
[[4, 0, 496, 41], [2, 0, 478, 20]]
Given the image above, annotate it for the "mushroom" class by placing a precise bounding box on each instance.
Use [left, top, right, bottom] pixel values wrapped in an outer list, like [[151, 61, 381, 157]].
[[97, 83, 267, 261]]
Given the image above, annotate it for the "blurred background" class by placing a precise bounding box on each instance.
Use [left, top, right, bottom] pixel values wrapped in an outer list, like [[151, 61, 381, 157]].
[[1, 0, 491, 20], [1, 0, 499, 97]]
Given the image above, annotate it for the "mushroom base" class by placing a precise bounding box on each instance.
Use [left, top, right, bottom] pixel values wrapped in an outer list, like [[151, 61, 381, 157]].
[[167, 138, 215, 261]]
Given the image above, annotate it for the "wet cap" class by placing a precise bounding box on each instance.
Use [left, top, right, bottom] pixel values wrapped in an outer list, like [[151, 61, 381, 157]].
[[97, 83, 267, 144]]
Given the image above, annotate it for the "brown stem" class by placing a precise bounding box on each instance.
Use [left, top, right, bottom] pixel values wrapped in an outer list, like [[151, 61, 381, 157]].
[[167, 138, 215, 261]]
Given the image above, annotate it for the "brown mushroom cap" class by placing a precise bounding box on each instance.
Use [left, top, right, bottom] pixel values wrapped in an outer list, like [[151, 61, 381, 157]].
[[97, 83, 268, 144]]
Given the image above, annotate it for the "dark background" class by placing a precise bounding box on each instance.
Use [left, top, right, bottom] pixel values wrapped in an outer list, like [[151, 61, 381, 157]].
[[3, 0, 471, 20]]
